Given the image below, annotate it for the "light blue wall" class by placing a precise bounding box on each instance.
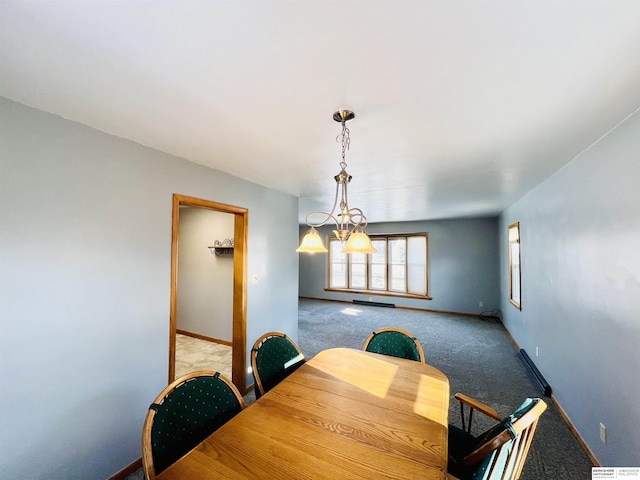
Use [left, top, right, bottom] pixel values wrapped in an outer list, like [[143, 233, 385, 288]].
[[500, 111, 640, 466], [299, 217, 500, 314], [0, 98, 299, 479]]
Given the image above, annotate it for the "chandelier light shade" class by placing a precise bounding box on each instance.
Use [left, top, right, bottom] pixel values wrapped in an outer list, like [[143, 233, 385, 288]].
[[295, 227, 328, 253], [297, 110, 377, 254], [342, 229, 377, 254]]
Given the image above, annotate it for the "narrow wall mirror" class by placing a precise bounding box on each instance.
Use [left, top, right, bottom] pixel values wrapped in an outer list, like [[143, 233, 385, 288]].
[[508, 222, 522, 310]]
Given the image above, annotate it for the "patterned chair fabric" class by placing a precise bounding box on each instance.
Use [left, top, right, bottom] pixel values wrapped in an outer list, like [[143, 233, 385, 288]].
[[448, 396, 547, 480], [361, 327, 426, 363], [141, 371, 245, 479], [251, 332, 306, 399]]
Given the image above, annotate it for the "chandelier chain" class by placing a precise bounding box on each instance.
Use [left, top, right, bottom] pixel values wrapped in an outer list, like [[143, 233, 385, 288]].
[[337, 123, 350, 170]]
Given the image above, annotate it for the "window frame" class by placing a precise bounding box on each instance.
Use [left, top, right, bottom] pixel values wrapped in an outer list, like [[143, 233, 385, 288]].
[[326, 233, 431, 300], [508, 222, 522, 310]]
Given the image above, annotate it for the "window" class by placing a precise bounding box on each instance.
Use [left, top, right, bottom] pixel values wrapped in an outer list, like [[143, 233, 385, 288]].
[[329, 240, 347, 288], [508, 222, 521, 310], [328, 234, 430, 298]]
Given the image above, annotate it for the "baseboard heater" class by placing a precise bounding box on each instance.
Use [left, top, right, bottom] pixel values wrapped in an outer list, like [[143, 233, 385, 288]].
[[519, 349, 552, 397], [353, 299, 395, 308]]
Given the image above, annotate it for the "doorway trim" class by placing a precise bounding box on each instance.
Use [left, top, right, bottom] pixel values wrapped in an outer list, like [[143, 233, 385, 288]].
[[169, 194, 248, 392]]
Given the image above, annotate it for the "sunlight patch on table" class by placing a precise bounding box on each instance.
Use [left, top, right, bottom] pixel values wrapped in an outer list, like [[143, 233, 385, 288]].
[[313, 349, 398, 398], [413, 374, 447, 425]]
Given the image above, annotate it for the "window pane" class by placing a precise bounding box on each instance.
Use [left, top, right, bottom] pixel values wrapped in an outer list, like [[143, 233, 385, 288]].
[[331, 264, 347, 288], [389, 238, 406, 264], [407, 236, 427, 295], [329, 239, 347, 288], [389, 238, 406, 292], [350, 264, 366, 288], [350, 253, 366, 288], [389, 265, 405, 291], [369, 240, 387, 290], [370, 265, 386, 290]]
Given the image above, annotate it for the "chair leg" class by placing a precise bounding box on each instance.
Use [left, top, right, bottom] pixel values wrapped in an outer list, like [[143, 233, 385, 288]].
[[459, 402, 474, 434]]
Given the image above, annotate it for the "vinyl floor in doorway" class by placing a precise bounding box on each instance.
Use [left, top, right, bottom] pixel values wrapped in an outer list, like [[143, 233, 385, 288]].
[[175, 334, 232, 380]]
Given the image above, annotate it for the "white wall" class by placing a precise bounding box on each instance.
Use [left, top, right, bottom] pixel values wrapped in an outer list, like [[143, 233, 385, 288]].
[[177, 207, 234, 341], [500, 111, 640, 466], [0, 98, 300, 479]]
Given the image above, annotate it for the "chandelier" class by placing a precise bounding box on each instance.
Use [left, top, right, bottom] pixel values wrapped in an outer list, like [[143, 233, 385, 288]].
[[297, 110, 377, 254]]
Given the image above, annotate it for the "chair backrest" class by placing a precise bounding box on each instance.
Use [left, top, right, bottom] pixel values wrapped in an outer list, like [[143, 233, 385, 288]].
[[462, 398, 547, 480], [141, 371, 245, 479], [251, 331, 306, 399], [361, 327, 426, 363]]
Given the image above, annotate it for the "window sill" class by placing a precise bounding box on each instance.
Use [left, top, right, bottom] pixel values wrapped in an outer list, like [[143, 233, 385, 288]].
[[509, 299, 522, 310], [325, 288, 432, 301]]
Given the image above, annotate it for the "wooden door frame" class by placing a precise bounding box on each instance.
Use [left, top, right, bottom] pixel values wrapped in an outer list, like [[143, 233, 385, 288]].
[[169, 194, 248, 393]]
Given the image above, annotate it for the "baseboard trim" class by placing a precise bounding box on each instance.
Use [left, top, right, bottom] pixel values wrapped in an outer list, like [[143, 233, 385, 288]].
[[395, 304, 479, 318], [108, 457, 142, 480], [501, 324, 599, 467], [243, 382, 255, 396], [176, 329, 232, 346], [299, 296, 480, 318]]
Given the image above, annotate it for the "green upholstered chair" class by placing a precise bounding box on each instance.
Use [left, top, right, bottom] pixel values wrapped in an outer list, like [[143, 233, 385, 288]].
[[447, 394, 547, 480], [361, 327, 426, 363], [251, 331, 306, 399], [141, 371, 246, 480]]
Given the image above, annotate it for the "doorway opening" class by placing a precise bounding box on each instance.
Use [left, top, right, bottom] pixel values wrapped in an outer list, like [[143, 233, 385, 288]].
[[169, 194, 248, 393]]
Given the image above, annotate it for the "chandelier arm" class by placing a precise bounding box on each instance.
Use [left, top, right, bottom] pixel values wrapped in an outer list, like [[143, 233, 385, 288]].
[[304, 211, 339, 228], [304, 173, 344, 229], [345, 207, 368, 229], [328, 177, 342, 224]]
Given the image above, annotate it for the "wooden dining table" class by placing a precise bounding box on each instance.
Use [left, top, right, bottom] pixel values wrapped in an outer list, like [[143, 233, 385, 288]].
[[157, 347, 450, 479]]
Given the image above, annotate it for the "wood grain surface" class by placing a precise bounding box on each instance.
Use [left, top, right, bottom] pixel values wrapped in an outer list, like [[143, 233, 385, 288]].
[[158, 348, 450, 479]]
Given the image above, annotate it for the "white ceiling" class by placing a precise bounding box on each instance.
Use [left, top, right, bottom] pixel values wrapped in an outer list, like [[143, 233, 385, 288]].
[[2, 1, 639, 224]]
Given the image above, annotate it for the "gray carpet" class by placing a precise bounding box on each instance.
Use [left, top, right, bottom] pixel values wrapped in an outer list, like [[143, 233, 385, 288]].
[[296, 298, 594, 480], [127, 298, 593, 479]]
